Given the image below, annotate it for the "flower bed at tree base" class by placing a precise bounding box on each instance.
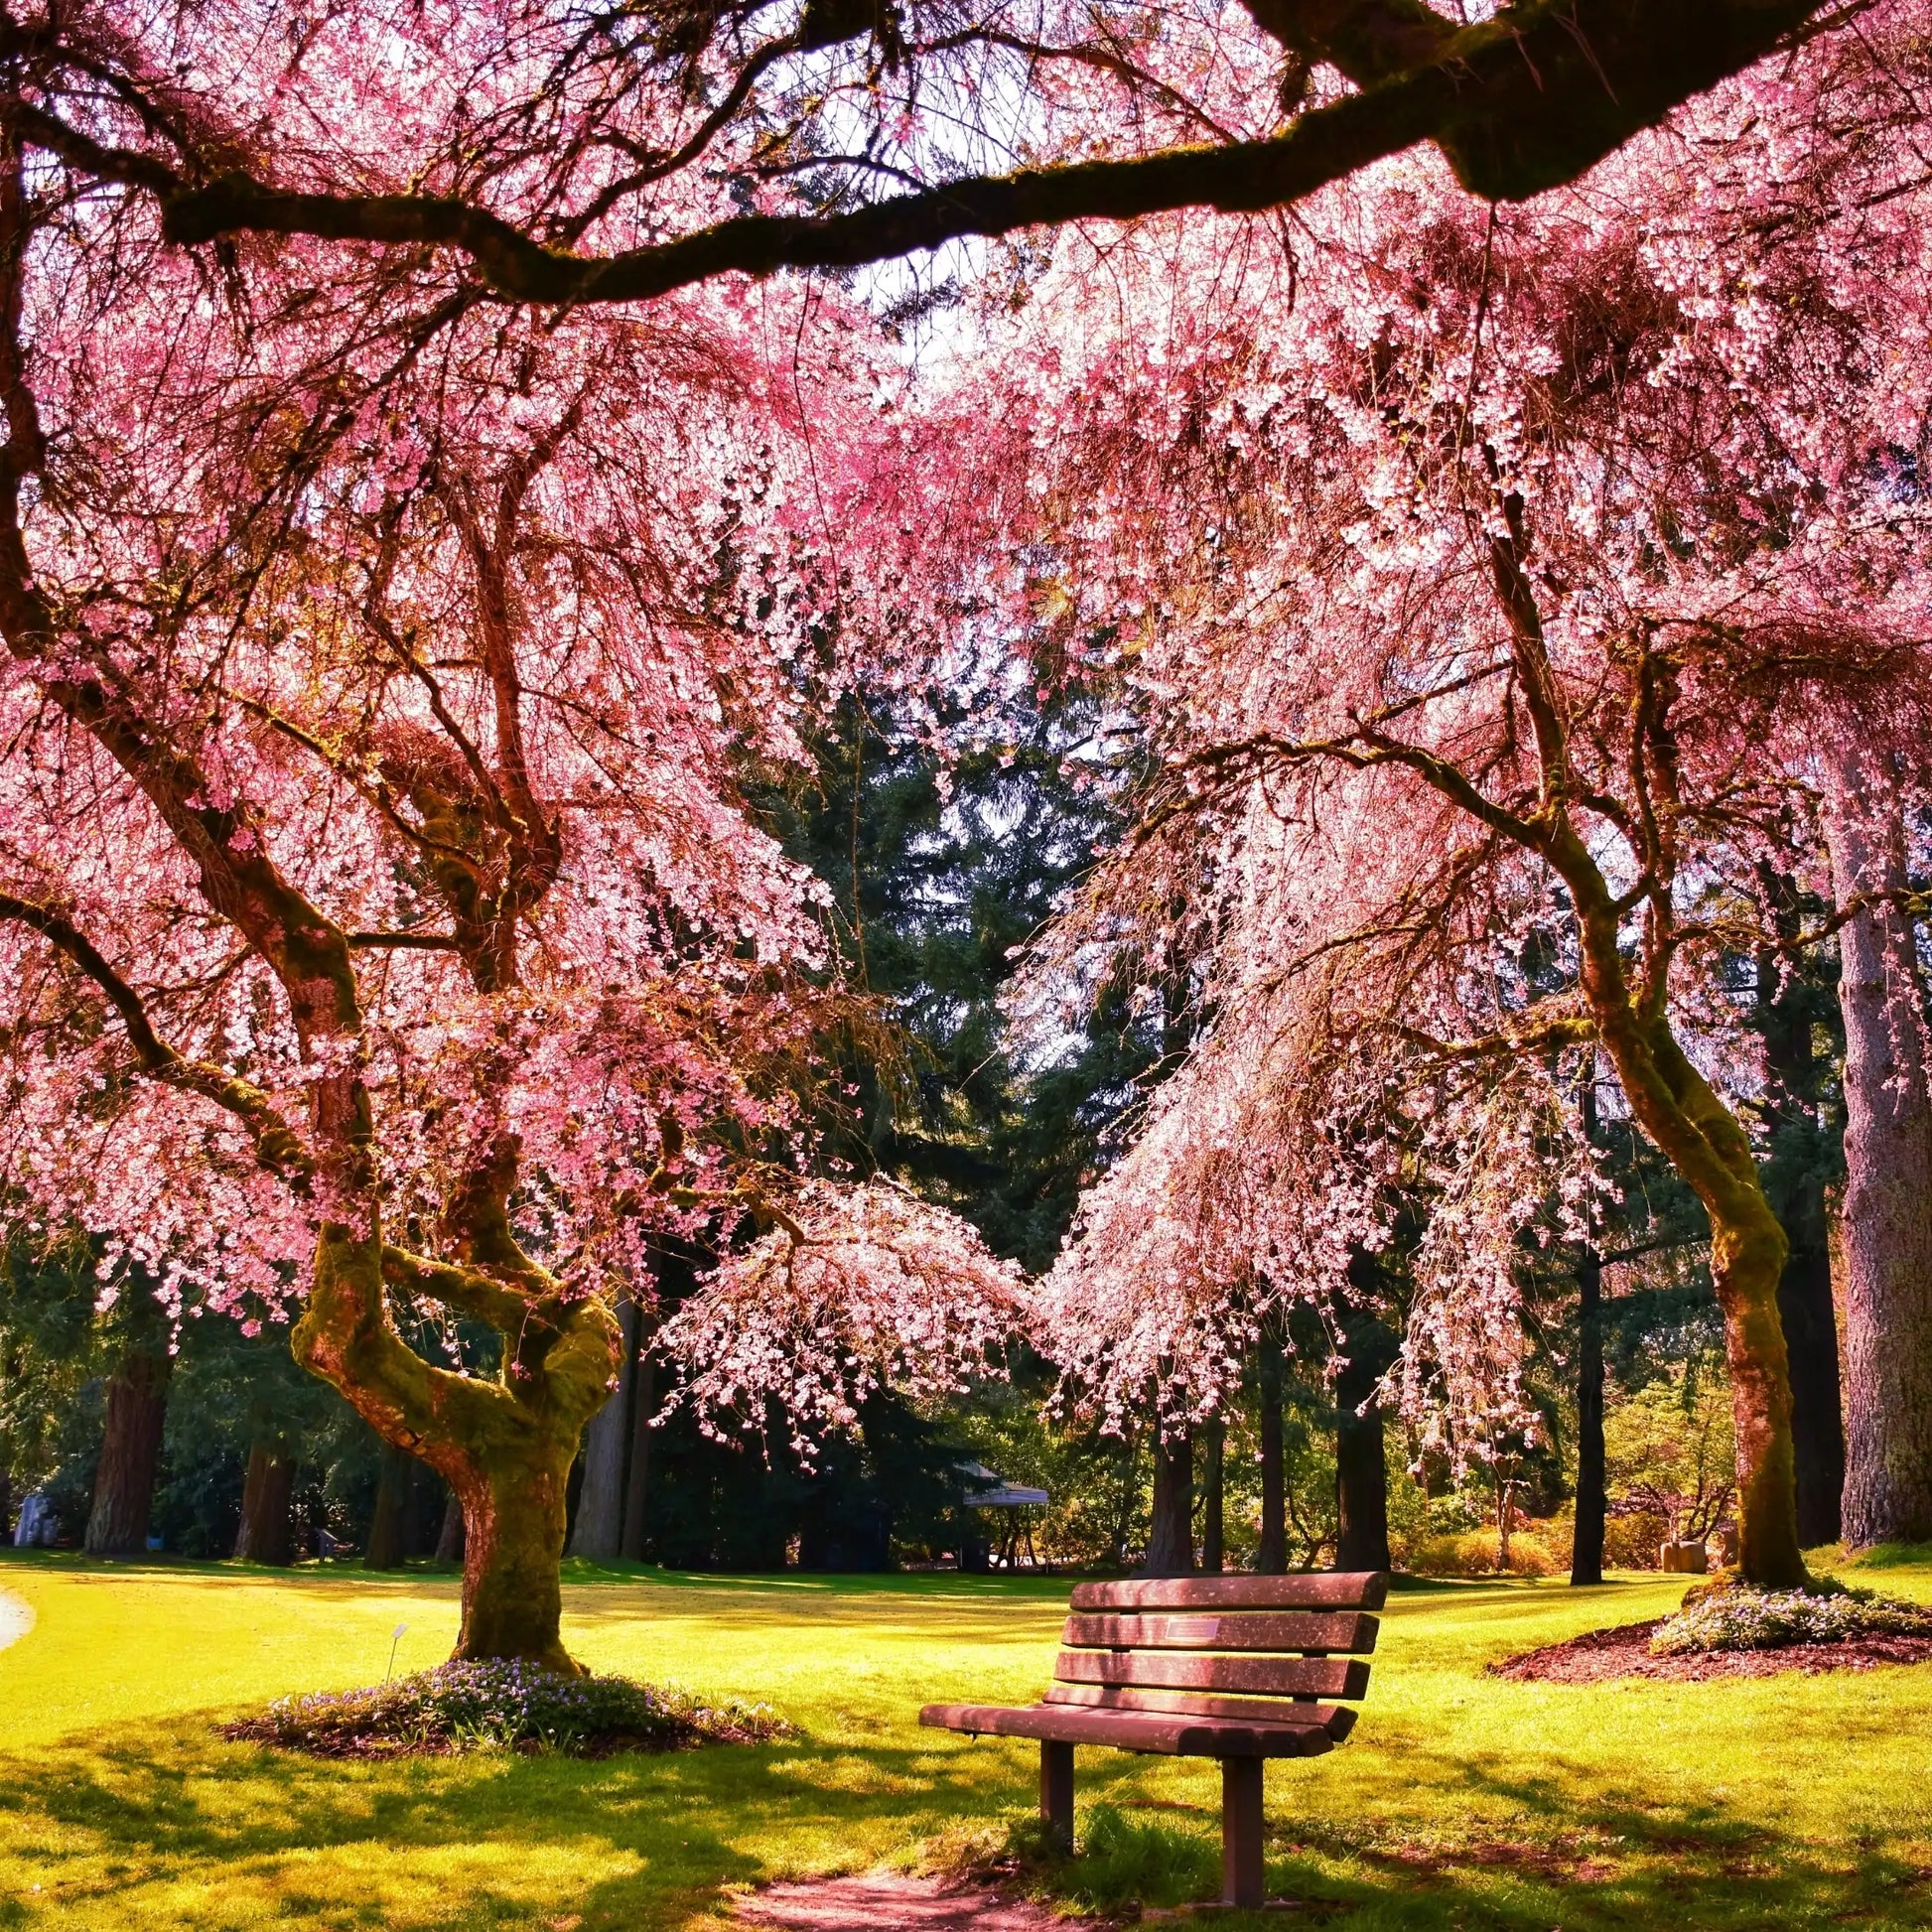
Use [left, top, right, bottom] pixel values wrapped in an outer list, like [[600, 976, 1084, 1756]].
[[222, 1660, 788, 1758], [1492, 1586, 1932, 1686]]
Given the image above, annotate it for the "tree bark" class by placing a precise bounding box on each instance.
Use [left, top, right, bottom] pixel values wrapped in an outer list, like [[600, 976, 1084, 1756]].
[[364, 1443, 413, 1570], [1571, 1241, 1607, 1587], [568, 1297, 636, 1561], [1256, 1341, 1287, 1575], [619, 1338, 657, 1564], [84, 1340, 171, 1556], [1754, 868, 1846, 1548], [296, 1222, 619, 1670], [1776, 1197, 1846, 1547], [1143, 1426, 1193, 1577], [1825, 754, 1932, 1548], [1333, 1328, 1392, 1574], [233, 1442, 297, 1565], [435, 1490, 465, 1564], [1563, 823, 1808, 1587], [1199, 1416, 1225, 1575]]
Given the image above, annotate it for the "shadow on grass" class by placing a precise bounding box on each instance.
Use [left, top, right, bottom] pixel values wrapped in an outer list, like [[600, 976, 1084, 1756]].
[[7, 1714, 1930, 1932], [1237, 1732, 1932, 1931]]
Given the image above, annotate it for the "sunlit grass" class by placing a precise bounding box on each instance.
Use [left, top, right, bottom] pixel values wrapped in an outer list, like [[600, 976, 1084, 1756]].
[[3, 1547, 1930, 1927]]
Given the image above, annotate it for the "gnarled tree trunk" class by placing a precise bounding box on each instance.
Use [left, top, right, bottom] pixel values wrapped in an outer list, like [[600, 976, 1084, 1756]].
[[84, 1340, 171, 1556], [1824, 754, 1932, 1548], [1567, 822, 1808, 1589], [233, 1443, 297, 1564], [296, 1220, 618, 1672]]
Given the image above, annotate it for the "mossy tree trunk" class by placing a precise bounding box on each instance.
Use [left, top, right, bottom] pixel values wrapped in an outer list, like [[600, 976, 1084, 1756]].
[[1438, 526, 1810, 1590], [296, 1205, 618, 1672], [1577, 931, 1806, 1588]]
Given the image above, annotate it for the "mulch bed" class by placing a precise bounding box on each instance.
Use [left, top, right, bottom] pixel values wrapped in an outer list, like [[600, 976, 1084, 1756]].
[[1490, 1617, 1932, 1684]]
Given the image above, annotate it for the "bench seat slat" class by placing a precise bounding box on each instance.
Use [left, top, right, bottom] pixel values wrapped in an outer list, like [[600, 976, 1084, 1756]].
[[918, 1702, 1335, 1758], [1069, 1574, 1388, 1612], [1062, 1611, 1377, 1654], [1054, 1648, 1370, 1700], [1040, 1683, 1357, 1738]]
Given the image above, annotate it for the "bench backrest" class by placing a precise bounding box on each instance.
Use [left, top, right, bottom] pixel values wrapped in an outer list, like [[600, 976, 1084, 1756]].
[[1044, 1573, 1386, 1728]]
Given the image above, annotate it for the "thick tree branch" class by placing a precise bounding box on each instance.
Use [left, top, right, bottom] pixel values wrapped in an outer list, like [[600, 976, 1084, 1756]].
[[17, 0, 1823, 302], [380, 1244, 552, 1338], [0, 893, 316, 1188]]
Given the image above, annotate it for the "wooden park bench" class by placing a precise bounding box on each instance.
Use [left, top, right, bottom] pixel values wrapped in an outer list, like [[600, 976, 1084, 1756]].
[[920, 1572, 1386, 1910]]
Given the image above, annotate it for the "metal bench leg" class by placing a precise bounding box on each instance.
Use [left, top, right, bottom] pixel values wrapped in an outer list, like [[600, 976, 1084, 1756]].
[[1221, 1755, 1265, 1909], [1039, 1739, 1074, 1854]]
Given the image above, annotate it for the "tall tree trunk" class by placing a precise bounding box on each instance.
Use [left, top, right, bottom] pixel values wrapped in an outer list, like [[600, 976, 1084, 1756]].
[[435, 1490, 465, 1565], [84, 1340, 172, 1556], [569, 1297, 636, 1561], [1571, 1241, 1606, 1586], [1825, 755, 1932, 1548], [233, 1443, 297, 1565], [1754, 865, 1845, 1548], [1572, 1054, 1607, 1586], [1143, 1426, 1193, 1577], [1256, 1340, 1287, 1575], [1199, 1416, 1225, 1575], [620, 1331, 657, 1562], [1776, 1198, 1846, 1547], [364, 1443, 413, 1570], [1333, 1329, 1392, 1574]]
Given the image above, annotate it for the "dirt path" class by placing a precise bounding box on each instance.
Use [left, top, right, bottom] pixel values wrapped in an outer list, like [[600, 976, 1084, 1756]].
[[733, 1875, 1076, 1929], [0, 1587, 33, 1655]]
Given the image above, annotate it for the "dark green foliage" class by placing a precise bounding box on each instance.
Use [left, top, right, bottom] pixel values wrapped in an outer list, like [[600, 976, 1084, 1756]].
[[761, 689, 1157, 1273], [618, 687, 1162, 1572], [640, 1386, 973, 1572]]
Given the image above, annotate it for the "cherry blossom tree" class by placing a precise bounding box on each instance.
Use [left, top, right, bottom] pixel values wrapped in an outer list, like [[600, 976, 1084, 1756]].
[[973, 5, 1932, 1589], [0, 128, 1021, 1664], [0, 0, 1855, 319]]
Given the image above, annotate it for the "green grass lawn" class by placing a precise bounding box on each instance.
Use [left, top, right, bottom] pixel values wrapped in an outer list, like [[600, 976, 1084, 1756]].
[[3, 1549, 1930, 1930]]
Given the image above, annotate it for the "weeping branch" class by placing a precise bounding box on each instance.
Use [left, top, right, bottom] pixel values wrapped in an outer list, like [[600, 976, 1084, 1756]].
[[0, 894, 316, 1188]]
